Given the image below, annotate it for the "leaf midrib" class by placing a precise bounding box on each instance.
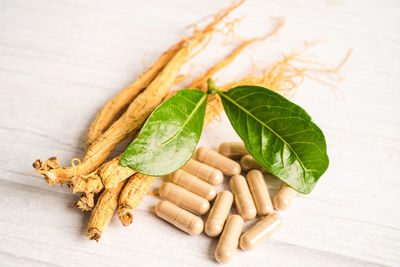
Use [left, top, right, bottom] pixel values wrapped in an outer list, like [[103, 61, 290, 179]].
[[143, 93, 207, 155], [218, 90, 308, 176]]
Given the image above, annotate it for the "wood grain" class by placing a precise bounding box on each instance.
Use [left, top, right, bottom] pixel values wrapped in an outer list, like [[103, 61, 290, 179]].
[[0, 0, 399, 266]]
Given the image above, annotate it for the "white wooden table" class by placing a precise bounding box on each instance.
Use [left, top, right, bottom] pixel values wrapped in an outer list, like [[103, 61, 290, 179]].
[[0, 0, 399, 266]]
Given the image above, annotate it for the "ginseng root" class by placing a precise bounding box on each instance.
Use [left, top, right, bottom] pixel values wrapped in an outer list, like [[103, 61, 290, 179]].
[[87, 180, 127, 241], [33, 0, 244, 186], [72, 15, 283, 211], [118, 173, 154, 226]]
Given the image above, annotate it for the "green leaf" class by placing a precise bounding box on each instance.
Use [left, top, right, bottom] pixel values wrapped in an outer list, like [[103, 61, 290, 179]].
[[218, 85, 329, 194], [120, 89, 207, 176]]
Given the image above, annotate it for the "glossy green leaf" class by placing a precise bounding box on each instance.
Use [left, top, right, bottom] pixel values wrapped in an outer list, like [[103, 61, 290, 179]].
[[218, 85, 329, 194], [120, 89, 207, 176]]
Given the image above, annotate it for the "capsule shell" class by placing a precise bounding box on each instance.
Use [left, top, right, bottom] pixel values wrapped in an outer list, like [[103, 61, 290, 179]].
[[240, 154, 267, 172], [215, 215, 244, 264], [182, 159, 224, 185], [218, 142, 248, 159], [195, 147, 241, 176], [230, 175, 256, 221], [169, 169, 217, 201], [155, 200, 204, 235], [159, 182, 210, 215], [205, 190, 233, 237], [273, 183, 297, 211], [239, 212, 282, 251], [247, 170, 273, 216]]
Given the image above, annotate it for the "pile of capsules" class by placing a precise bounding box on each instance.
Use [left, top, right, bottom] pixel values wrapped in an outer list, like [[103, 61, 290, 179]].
[[155, 142, 298, 264]]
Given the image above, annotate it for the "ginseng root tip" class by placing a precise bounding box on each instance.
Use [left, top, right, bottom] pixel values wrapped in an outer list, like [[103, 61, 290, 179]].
[[87, 228, 102, 242], [119, 209, 134, 226]]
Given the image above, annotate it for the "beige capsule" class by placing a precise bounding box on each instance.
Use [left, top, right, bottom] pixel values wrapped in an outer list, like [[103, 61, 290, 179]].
[[218, 142, 248, 159], [247, 170, 273, 216], [273, 183, 297, 211], [205, 190, 233, 237], [195, 147, 241, 176], [230, 175, 256, 221], [240, 154, 267, 172], [169, 169, 217, 201], [159, 182, 210, 215], [182, 159, 224, 185], [155, 200, 203, 235], [239, 212, 282, 251], [215, 214, 244, 264]]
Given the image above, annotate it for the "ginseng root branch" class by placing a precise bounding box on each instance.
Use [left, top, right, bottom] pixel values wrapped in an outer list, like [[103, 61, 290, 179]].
[[87, 180, 127, 241], [118, 173, 155, 226]]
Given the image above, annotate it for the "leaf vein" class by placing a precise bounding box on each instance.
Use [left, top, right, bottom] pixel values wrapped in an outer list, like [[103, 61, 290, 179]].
[[219, 90, 308, 176]]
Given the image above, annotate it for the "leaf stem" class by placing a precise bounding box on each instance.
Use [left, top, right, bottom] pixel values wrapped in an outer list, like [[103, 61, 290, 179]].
[[207, 78, 219, 95]]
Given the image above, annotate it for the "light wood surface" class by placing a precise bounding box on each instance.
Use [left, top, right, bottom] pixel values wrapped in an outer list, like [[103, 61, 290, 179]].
[[0, 0, 399, 266]]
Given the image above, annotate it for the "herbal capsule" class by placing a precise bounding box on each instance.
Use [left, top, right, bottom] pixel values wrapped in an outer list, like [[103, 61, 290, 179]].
[[155, 200, 203, 235], [195, 147, 241, 176], [159, 182, 210, 215], [218, 142, 247, 159], [240, 154, 266, 172], [205, 190, 233, 237], [170, 169, 217, 201], [215, 214, 244, 264], [273, 183, 297, 211], [239, 212, 282, 251], [182, 159, 224, 185], [247, 170, 273, 216], [230, 174, 256, 220]]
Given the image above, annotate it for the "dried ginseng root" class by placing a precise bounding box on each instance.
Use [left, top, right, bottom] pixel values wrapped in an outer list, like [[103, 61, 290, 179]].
[[118, 173, 155, 226], [72, 17, 284, 211], [33, 0, 244, 186], [87, 180, 127, 241]]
